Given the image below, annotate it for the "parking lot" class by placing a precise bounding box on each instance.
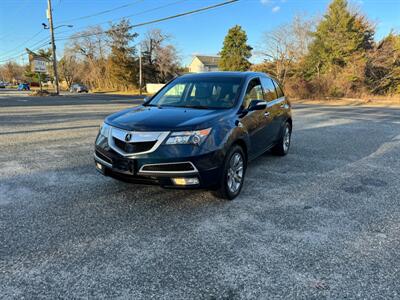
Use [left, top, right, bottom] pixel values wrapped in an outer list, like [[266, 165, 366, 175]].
[[1, 91, 400, 299]]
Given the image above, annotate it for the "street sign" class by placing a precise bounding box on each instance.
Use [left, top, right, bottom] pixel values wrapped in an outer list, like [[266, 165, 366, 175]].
[[31, 57, 47, 73]]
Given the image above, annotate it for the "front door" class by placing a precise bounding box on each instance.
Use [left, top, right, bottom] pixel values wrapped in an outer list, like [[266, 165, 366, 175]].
[[240, 77, 274, 156]]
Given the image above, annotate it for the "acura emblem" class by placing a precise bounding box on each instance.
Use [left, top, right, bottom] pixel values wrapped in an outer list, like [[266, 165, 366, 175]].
[[125, 133, 132, 141]]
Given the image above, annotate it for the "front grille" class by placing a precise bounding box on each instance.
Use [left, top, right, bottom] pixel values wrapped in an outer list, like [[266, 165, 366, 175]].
[[141, 162, 196, 173], [113, 138, 156, 154]]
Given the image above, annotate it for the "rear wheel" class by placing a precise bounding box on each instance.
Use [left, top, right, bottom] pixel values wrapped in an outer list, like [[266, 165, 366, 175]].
[[272, 122, 291, 156], [213, 145, 246, 200]]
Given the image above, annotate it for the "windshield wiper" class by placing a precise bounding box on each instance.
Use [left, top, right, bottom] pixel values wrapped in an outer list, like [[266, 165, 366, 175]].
[[185, 105, 210, 109]]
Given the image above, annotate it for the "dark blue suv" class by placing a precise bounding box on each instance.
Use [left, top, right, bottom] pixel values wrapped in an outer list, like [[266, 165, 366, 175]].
[[94, 72, 292, 199]]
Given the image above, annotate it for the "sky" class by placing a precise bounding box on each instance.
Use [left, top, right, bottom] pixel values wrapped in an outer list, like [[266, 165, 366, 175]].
[[1, 0, 399, 66]]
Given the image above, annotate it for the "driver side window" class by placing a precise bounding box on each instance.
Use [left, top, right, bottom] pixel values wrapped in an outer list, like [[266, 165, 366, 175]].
[[243, 78, 263, 108]]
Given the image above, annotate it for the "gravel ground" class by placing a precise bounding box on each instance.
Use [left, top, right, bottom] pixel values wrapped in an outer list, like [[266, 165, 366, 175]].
[[1, 92, 400, 299]]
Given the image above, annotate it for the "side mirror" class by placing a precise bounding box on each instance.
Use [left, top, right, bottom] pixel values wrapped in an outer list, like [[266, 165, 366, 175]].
[[248, 99, 267, 111], [143, 96, 150, 103]]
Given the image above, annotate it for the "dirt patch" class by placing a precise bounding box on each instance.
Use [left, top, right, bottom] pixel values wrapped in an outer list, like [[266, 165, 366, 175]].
[[29, 90, 59, 97]]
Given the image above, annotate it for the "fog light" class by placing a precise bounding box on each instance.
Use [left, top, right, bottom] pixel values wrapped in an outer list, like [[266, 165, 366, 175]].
[[96, 162, 103, 170], [172, 177, 199, 186]]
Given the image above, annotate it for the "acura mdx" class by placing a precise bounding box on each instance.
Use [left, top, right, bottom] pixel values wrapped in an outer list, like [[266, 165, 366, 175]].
[[94, 72, 292, 199]]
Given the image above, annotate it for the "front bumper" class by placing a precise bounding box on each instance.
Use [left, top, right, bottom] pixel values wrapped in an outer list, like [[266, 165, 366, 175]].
[[94, 146, 223, 189], [94, 125, 226, 188]]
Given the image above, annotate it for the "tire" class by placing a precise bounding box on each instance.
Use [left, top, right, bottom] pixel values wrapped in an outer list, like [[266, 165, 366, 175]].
[[213, 145, 246, 200], [272, 121, 292, 156]]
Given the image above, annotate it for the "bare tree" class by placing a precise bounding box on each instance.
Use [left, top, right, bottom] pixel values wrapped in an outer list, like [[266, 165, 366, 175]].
[[257, 15, 315, 84], [60, 27, 179, 90], [68, 26, 110, 89], [141, 29, 180, 83], [142, 29, 169, 65], [59, 53, 80, 89], [0, 62, 24, 83], [157, 44, 179, 82]]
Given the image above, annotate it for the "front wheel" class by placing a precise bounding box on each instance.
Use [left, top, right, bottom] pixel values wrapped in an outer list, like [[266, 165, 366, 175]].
[[213, 145, 246, 200], [272, 122, 292, 156]]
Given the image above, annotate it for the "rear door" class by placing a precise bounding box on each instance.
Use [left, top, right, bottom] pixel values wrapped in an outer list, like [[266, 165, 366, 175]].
[[271, 79, 289, 140], [260, 76, 281, 144]]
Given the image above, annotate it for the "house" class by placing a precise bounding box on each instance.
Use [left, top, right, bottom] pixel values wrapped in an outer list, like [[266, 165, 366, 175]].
[[189, 55, 220, 73]]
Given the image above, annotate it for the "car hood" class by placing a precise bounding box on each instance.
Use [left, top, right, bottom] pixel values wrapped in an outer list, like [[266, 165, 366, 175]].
[[105, 105, 231, 131]]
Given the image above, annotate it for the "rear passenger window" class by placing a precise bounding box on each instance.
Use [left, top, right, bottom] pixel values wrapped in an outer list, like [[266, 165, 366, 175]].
[[261, 77, 277, 101], [273, 80, 284, 98]]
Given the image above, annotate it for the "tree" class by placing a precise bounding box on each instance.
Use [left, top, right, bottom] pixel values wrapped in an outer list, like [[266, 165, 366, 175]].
[[156, 45, 179, 82], [0, 62, 24, 83], [366, 33, 400, 94], [141, 29, 180, 84], [59, 54, 80, 89], [107, 19, 138, 90], [69, 26, 110, 89], [219, 25, 252, 71], [257, 15, 315, 84], [304, 0, 374, 77]]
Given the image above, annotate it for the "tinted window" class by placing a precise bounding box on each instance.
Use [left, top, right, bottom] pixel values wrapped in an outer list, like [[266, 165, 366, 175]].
[[261, 77, 277, 101], [148, 77, 242, 109], [273, 80, 284, 98], [243, 78, 263, 108]]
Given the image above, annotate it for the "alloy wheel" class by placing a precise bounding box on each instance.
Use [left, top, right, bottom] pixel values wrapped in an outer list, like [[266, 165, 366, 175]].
[[227, 152, 244, 193], [283, 126, 291, 153]]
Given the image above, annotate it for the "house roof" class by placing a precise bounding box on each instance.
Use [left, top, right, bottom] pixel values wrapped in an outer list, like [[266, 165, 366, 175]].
[[193, 55, 220, 66]]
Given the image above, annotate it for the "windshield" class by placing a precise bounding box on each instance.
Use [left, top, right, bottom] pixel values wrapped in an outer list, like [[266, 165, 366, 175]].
[[147, 77, 242, 109]]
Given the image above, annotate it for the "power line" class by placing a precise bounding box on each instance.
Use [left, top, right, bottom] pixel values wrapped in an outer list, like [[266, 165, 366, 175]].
[[0, 30, 45, 58], [55, 0, 189, 38], [0, 36, 51, 61], [56, 0, 144, 24], [1, 0, 188, 60], [0, 40, 51, 63], [56, 0, 239, 42], [0, 0, 239, 64]]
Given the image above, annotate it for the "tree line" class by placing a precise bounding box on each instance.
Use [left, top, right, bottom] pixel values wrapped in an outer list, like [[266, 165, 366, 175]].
[[1, 0, 399, 97], [59, 20, 181, 91], [0, 19, 181, 91], [219, 0, 399, 97]]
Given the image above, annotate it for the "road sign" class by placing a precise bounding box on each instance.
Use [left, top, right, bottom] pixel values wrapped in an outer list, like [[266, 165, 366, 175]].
[[31, 57, 47, 73]]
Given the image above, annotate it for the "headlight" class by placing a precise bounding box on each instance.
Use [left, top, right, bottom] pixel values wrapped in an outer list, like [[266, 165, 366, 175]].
[[99, 122, 111, 138], [165, 128, 211, 145]]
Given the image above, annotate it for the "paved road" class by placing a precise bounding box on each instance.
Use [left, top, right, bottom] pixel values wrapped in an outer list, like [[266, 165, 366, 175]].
[[1, 92, 400, 299]]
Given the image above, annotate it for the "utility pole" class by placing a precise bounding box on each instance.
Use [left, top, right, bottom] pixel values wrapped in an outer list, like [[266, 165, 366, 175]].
[[139, 43, 142, 95], [47, 0, 60, 95]]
